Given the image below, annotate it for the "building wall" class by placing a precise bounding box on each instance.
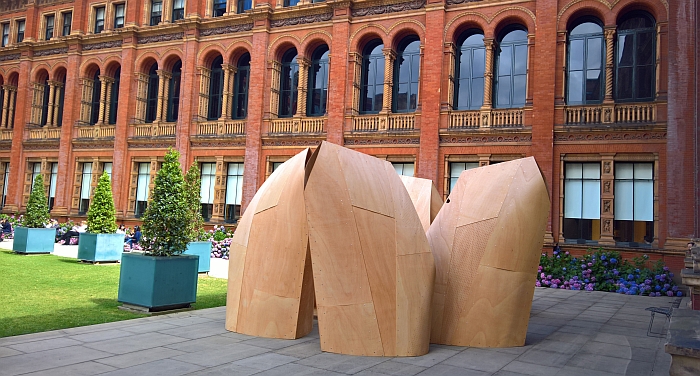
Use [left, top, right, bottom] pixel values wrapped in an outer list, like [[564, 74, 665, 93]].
[[0, 0, 695, 264]]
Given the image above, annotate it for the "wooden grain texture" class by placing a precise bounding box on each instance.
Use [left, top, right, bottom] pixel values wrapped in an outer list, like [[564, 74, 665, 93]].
[[305, 141, 434, 356], [225, 149, 314, 339], [399, 175, 443, 233], [428, 157, 550, 347]]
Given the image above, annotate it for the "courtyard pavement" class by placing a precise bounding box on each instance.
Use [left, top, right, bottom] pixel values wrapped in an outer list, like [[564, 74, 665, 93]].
[[0, 288, 682, 376]]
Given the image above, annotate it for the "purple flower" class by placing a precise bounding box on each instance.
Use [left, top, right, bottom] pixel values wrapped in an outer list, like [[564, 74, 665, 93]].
[[551, 284, 558, 289], [540, 273, 545, 279], [667, 291, 674, 297]]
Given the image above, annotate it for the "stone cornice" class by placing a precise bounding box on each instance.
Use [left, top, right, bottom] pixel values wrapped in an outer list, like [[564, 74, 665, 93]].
[[554, 130, 667, 144]]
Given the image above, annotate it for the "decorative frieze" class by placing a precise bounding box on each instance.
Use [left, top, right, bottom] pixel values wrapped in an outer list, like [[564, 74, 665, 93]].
[[191, 140, 247, 148], [200, 23, 253, 36], [83, 40, 123, 51], [270, 12, 333, 28], [137, 33, 183, 45], [445, 0, 483, 5], [262, 139, 323, 147], [72, 141, 115, 150], [34, 47, 68, 57], [0, 54, 20, 62], [22, 141, 60, 150], [554, 132, 667, 143], [344, 137, 420, 146], [0, 0, 24, 13], [351, 0, 425, 17], [440, 135, 532, 144], [128, 141, 177, 149]]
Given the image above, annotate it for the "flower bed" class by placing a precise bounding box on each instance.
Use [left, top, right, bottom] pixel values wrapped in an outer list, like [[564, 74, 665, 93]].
[[537, 248, 681, 297]]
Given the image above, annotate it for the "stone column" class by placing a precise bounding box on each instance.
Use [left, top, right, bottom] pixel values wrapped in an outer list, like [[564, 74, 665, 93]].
[[599, 156, 615, 245], [156, 70, 171, 122], [198, 67, 211, 119], [481, 38, 495, 109], [103, 79, 113, 124], [1, 86, 10, 128], [7, 87, 16, 128], [221, 64, 236, 120], [45, 82, 57, 126], [604, 28, 615, 102], [296, 57, 310, 117], [51, 82, 63, 126], [381, 49, 396, 113], [97, 76, 111, 124]]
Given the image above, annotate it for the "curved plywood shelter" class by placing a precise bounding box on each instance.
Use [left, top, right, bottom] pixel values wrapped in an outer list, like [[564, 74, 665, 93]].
[[304, 141, 435, 356], [428, 157, 550, 348], [225, 149, 315, 339], [399, 175, 443, 233]]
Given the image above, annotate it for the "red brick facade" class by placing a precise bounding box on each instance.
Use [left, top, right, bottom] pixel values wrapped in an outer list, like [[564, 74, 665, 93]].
[[0, 0, 696, 265]]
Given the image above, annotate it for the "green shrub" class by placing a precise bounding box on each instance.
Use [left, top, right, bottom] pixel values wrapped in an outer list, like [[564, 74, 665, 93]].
[[141, 148, 190, 257], [86, 172, 117, 234], [23, 175, 50, 228], [184, 162, 206, 241]]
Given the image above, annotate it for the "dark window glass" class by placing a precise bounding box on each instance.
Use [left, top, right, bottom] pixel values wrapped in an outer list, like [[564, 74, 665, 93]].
[[454, 31, 485, 110], [145, 64, 159, 123], [213, 0, 227, 17], [232, 53, 250, 119], [495, 27, 528, 108], [208, 56, 224, 120], [0, 89, 3, 124], [150, 1, 162, 26], [448, 162, 478, 194], [279, 49, 299, 117], [360, 40, 385, 114], [109, 68, 120, 125], [237, 0, 251, 13], [57, 77, 65, 126], [79, 163, 92, 214], [224, 162, 244, 222], [90, 70, 101, 125], [167, 61, 182, 122], [1, 24, 9, 46], [615, 12, 655, 102], [562, 163, 601, 243], [1, 162, 9, 208], [308, 45, 329, 117], [135, 162, 150, 217], [284, 0, 300, 6], [567, 20, 604, 104], [114, 4, 125, 28], [48, 162, 57, 210], [45, 15, 54, 40], [172, 0, 184, 21], [40, 78, 50, 126], [94, 7, 105, 33], [613, 162, 654, 246], [16, 21, 25, 42], [62, 13, 72, 36], [393, 37, 420, 113]]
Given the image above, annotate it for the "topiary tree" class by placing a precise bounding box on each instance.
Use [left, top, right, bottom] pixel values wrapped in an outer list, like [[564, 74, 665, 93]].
[[141, 148, 190, 257], [183, 162, 205, 241], [86, 171, 117, 234], [24, 174, 50, 228]]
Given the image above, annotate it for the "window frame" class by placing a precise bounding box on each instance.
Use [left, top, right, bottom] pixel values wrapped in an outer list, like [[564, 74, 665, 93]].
[[224, 162, 244, 223], [307, 45, 330, 117], [207, 56, 224, 121], [145, 64, 159, 123], [359, 40, 385, 114], [278, 49, 299, 118], [453, 31, 486, 111], [613, 162, 655, 247], [134, 162, 151, 218], [232, 53, 250, 119], [213, 0, 227, 17], [1, 23, 9, 47], [89, 70, 102, 125], [40, 78, 50, 126], [16, 20, 25, 43], [566, 18, 605, 105], [172, 0, 185, 22], [237, 0, 251, 14], [392, 36, 421, 113], [562, 162, 601, 243], [113, 3, 125, 29], [44, 14, 55, 41], [150, 0, 163, 26], [78, 162, 93, 214], [108, 68, 121, 125], [166, 61, 182, 122], [1, 162, 9, 209], [199, 162, 217, 222], [614, 11, 656, 103], [94, 6, 106, 33], [48, 162, 58, 211], [62, 12, 72, 36], [494, 26, 529, 109], [284, 0, 300, 6]]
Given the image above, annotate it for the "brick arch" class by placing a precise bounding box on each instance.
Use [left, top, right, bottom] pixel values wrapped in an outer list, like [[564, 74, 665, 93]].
[[198, 43, 226, 67], [80, 60, 102, 79], [104, 59, 122, 78], [445, 12, 490, 43], [0, 74, 5, 86], [32, 66, 50, 83], [7, 71, 19, 86], [135, 53, 159, 74], [228, 44, 252, 66], [387, 21, 425, 51], [350, 24, 389, 54], [300, 32, 332, 59], [162, 52, 184, 72], [558, 1, 610, 30], [613, 0, 667, 23], [52, 66, 68, 82], [268, 35, 301, 61], [491, 7, 536, 39]]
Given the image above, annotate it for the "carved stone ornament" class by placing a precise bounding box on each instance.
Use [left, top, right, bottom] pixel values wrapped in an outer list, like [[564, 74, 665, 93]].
[[603, 200, 611, 213], [191, 140, 247, 148], [137, 33, 184, 45], [73, 141, 115, 150], [0, 142, 11, 150], [603, 161, 611, 174], [554, 132, 667, 143], [0, 0, 25, 13], [200, 23, 253, 37], [351, 0, 426, 17], [34, 47, 68, 57], [0, 53, 20, 62], [603, 180, 611, 193], [22, 141, 60, 150], [262, 139, 322, 147], [128, 142, 176, 149], [603, 219, 612, 233], [439, 135, 532, 144], [270, 12, 333, 28], [445, 0, 483, 5], [344, 137, 420, 146], [83, 40, 123, 51]]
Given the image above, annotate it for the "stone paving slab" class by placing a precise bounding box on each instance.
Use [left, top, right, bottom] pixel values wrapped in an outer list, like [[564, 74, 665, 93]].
[[0, 288, 686, 376]]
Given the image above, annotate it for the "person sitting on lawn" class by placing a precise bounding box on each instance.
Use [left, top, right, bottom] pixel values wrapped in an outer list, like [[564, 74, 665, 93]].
[[1, 219, 11, 238], [116, 224, 126, 234], [125, 226, 142, 249], [57, 221, 87, 244]]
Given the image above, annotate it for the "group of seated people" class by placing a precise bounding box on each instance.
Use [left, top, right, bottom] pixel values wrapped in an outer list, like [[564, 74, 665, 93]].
[[53, 221, 141, 249], [1, 219, 12, 239], [118, 225, 142, 249]]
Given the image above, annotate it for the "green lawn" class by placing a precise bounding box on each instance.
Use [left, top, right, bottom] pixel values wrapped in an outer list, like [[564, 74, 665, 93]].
[[0, 250, 228, 338]]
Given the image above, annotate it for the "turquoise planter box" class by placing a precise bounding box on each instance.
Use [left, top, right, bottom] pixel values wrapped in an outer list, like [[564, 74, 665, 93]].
[[184, 241, 212, 273], [118, 253, 199, 311], [77, 233, 125, 262], [13, 227, 55, 254]]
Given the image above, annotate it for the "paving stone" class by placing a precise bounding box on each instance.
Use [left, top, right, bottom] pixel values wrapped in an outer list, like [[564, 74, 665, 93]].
[[97, 358, 203, 376], [82, 332, 189, 354], [492, 371, 531, 376], [18, 361, 116, 376], [66, 329, 134, 343], [557, 366, 622, 376], [95, 346, 188, 368], [0, 331, 66, 347], [230, 352, 298, 370], [442, 348, 518, 373], [525, 324, 559, 336], [0, 346, 23, 357], [255, 363, 345, 376], [274, 340, 323, 359], [9, 337, 85, 353], [530, 339, 585, 355], [624, 360, 654, 376], [242, 335, 314, 350], [543, 332, 591, 345], [391, 345, 459, 367], [358, 360, 427, 375], [516, 348, 574, 368], [159, 315, 215, 327], [566, 353, 632, 374], [186, 363, 260, 376], [172, 342, 270, 367], [415, 364, 489, 376], [501, 360, 560, 376], [157, 321, 229, 339], [165, 334, 246, 352], [296, 352, 388, 374], [0, 345, 113, 376], [120, 321, 180, 334], [579, 341, 632, 359]]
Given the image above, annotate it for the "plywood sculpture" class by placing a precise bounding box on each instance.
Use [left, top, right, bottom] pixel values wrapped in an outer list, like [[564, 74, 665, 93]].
[[304, 141, 435, 356], [428, 157, 550, 348], [399, 175, 443, 232], [225, 149, 315, 339]]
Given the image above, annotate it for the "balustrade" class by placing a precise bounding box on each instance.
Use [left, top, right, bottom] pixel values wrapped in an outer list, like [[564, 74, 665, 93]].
[[564, 103, 656, 125], [76, 125, 115, 139], [28, 127, 61, 140], [0, 130, 13, 141], [197, 120, 246, 136], [352, 114, 415, 132], [269, 117, 326, 134], [132, 122, 176, 138]]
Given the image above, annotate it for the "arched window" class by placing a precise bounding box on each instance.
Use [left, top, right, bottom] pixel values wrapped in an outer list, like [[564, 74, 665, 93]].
[[232, 53, 250, 119], [567, 19, 604, 104], [393, 36, 420, 113], [360, 40, 385, 114], [166, 60, 182, 122], [89, 70, 101, 125], [208, 56, 224, 120], [454, 31, 485, 110], [145, 63, 159, 123], [495, 27, 528, 108], [279, 49, 298, 118], [57, 77, 66, 126], [307, 45, 329, 117], [616, 11, 655, 102], [108, 68, 120, 125]]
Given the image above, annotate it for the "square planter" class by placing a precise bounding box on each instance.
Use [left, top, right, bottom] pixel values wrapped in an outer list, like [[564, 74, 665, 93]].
[[184, 241, 212, 273], [118, 253, 199, 312], [13, 227, 56, 254], [77, 233, 125, 262]]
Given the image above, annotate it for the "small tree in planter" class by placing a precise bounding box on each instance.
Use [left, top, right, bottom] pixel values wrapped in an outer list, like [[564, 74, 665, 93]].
[[182, 162, 212, 273], [13, 175, 55, 254], [77, 172, 124, 262], [118, 148, 200, 312]]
